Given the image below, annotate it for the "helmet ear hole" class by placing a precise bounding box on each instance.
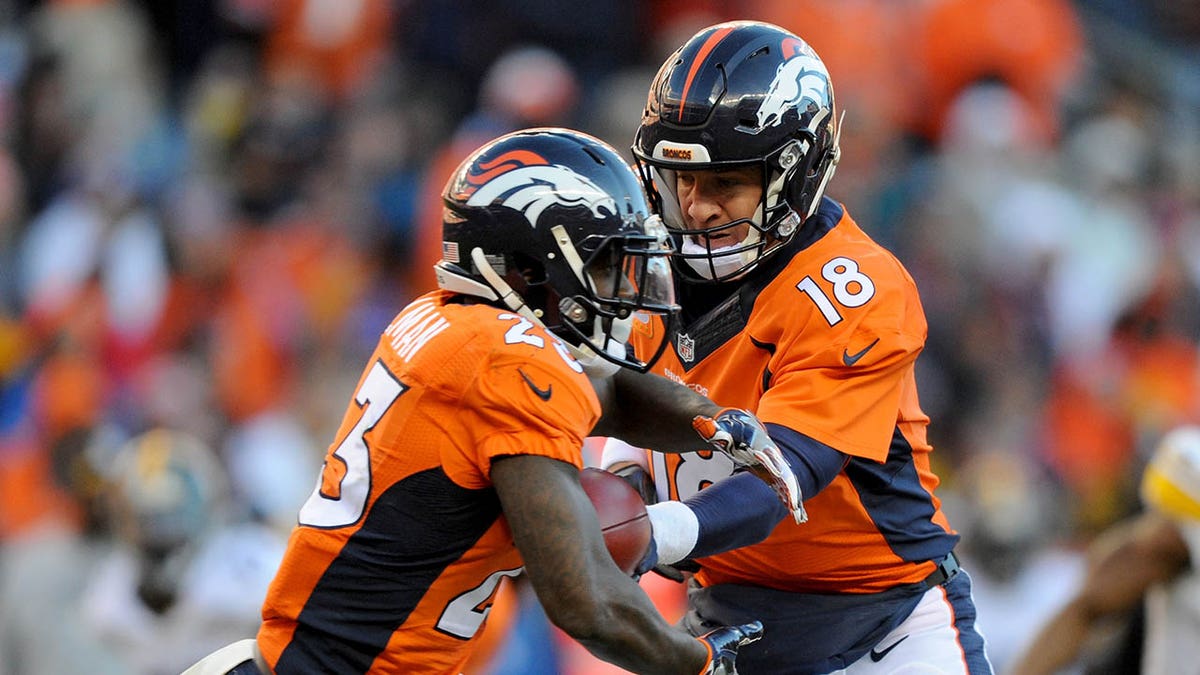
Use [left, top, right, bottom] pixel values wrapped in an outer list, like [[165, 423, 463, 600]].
[[782, 142, 834, 216], [509, 251, 547, 286], [505, 251, 552, 316]]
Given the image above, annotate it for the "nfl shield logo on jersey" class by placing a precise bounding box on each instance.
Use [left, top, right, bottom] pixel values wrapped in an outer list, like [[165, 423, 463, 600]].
[[677, 333, 695, 363]]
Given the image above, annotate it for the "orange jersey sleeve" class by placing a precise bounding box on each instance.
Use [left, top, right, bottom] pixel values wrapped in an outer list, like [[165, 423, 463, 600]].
[[258, 291, 600, 674], [634, 201, 956, 593], [741, 213, 928, 462]]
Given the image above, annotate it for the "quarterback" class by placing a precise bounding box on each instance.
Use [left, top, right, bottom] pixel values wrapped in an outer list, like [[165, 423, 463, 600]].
[[604, 20, 993, 674]]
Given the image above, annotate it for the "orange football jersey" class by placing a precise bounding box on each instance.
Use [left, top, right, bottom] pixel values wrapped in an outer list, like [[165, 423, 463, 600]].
[[634, 199, 957, 593], [257, 290, 600, 674]]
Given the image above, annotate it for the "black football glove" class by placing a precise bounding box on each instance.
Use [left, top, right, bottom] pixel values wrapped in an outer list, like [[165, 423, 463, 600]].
[[632, 535, 658, 580], [697, 620, 764, 675], [693, 408, 806, 523], [609, 463, 657, 505], [650, 558, 700, 583]]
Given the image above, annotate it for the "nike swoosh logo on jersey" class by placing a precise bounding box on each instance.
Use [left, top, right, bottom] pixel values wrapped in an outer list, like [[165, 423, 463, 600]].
[[519, 369, 552, 401], [869, 635, 908, 662], [842, 338, 880, 366]]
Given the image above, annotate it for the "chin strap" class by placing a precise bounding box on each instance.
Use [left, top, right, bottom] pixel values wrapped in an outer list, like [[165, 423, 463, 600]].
[[470, 247, 536, 318], [466, 246, 622, 378], [806, 109, 845, 219]]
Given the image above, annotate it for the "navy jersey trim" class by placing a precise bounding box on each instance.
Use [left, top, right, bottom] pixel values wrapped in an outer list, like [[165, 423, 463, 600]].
[[766, 422, 849, 498], [672, 290, 748, 371], [748, 336, 775, 392], [844, 426, 958, 563], [670, 196, 844, 369], [275, 467, 502, 674], [788, 195, 842, 251], [944, 571, 993, 674]]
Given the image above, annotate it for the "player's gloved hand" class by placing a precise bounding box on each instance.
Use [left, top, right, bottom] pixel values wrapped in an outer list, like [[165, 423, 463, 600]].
[[632, 535, 658, 580], [693, 408, 807, 524], [609, 463, 658, 505], [650, 558, 700, 583], [697, 620, 764, 675], [609, 465, 697, 583]]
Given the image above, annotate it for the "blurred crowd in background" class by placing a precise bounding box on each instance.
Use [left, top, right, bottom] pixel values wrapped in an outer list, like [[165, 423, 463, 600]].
[[0, 0, 1198, 673]]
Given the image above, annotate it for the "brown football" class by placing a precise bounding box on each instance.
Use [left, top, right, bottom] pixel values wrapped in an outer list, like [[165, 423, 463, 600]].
[[579, 467, 653, 576]]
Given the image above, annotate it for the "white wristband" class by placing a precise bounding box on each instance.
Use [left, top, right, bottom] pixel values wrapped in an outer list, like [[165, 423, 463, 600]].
[[646, 500, 700, 565]]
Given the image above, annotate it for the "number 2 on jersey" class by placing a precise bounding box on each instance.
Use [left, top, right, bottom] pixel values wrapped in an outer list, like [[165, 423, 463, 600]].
[[299, 359, 406, 528], [437, 567, 524, 639], [796, 256, 875, 326]]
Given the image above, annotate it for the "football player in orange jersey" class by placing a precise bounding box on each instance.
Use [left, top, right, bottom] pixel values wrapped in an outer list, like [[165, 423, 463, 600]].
[[601, 21, 994, 673], [180, 128, 802, 675]]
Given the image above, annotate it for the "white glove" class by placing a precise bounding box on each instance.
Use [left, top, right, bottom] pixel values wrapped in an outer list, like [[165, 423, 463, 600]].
[[692, 408, 806, 524]]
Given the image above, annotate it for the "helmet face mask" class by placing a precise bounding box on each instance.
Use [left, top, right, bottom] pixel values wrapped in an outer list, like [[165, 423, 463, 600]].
[[436, 128, 678, 375], [632, 20, 841, 283]]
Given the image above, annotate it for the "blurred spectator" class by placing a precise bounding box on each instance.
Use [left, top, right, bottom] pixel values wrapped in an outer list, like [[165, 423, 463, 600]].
[[77, 428, 284, 674], [1010, 425, 1200, 674], [948, 450, 1084, 674], [407, 44, 579, 296], [0, 425, 128, 675], [221, 410, 320, 534], [908, 0, 1085, 144], [0, 148, 25, 312], [262, 0, 395, 103], [0, 340, 105, 538]]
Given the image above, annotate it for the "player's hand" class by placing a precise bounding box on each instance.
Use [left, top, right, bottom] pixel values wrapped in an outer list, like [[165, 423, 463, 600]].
[[609, 463, 657, 505], [693, 408, 806, 524], [609, 465, 696, 583], [650, 558, 699, 583], [697, 620, 764, 675], [632, 535, 658, 580]]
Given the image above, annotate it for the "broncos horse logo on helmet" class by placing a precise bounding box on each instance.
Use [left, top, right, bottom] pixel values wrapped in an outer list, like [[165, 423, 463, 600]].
[[463, 154, 620, 228], [755, 48, 833, 132], [436, 128, 678, 376]]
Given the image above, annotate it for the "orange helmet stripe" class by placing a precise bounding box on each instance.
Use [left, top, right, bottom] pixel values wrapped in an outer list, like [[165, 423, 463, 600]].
[[677, 26, 734, 122], [466, 150, 550, 186]]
